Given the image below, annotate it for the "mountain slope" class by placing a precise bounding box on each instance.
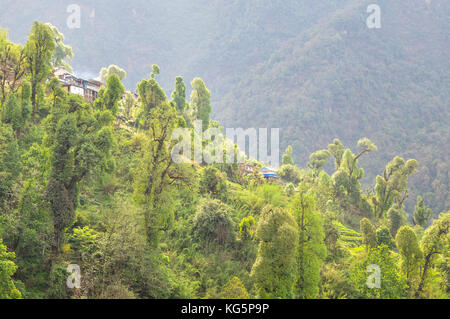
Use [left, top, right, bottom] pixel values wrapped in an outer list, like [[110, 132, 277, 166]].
[[212, 0, 450, 214], [0, 0, 448, 214]]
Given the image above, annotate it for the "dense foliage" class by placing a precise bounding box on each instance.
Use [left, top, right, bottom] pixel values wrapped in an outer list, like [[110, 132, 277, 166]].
[[0, 22, 448, 300], [1, 0, 447, 216]]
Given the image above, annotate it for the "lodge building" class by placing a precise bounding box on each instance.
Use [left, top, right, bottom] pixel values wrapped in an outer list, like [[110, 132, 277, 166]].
[[51, 67, 103, 104]]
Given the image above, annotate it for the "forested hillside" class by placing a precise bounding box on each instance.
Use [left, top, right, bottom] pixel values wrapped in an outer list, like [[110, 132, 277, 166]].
[[214, 0, 450, 217], [0, 21, 449, 299], [1, 0, 448, 215]]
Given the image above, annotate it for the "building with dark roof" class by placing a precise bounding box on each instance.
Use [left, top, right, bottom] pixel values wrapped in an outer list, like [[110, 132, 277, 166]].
[[52, 67, 103, 103]]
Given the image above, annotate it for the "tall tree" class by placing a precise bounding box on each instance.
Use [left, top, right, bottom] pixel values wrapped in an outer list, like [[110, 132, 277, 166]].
[[1, 81, 32, 135], [251, 205, 298, 298], [119, 91, 137, 119], [47, 23, 73, 72], [45, 95, 115, 252], [360, 218, 377, 250], [136, 71, 167, 129], [373, 156, 418, 219], [133, 101, 190, 247], [331, 138, 376, 204], [171, 76, 186, 113], [328, 138, 344, 170], [291, 183, 327, 298], [24, 21, 55, 117], [2, 148, 53, 286], [417, 212, 449, 296], [308, 149, 330, 175], [95, 73, 125, 115], [0, 29, 27, 104], [1, 94, 22, 132], [396, 225, 423, 288], [190, 77, 211, 131], [386, 204, 407, 237], [282, 145, 294, 165], [413, 196, 432, 227]]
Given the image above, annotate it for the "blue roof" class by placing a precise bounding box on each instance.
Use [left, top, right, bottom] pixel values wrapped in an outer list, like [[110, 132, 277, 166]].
[[261, 167, 277, 172]]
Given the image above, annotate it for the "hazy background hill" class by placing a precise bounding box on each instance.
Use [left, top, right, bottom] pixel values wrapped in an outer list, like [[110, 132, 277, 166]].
[[0, 0, 448, 215]]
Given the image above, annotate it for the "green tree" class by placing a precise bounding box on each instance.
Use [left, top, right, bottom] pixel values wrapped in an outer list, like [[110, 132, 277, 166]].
[[96, 73, 125, 115], [251, 205, 298, 299], [193, 199, 234, 247], [354, 138, 377, 161], [307, 149, 330, 175], [323, 212, 340, 261], [2, 176, 53, 288], [99, 64, 127, 82], [133, 101, 189, 247], [0, 29, 27, 103], [45, 95, 115, 252], [190, 77, 211, 131], [0, 123, 21, 206], [150, 64, 160, 79], [278, 164, 302, 184], [376, 226, 395, 249], [222, 277, 250, 299], [373, 156, 418, 219], [291, 183, 327, 298], [0, 239, 22, 299], [1, 94, 22, 132], [171, 76, 187, 113], [1, 81, 31, 135], [47, 23, 73, 72], [239, 216, 255, 241], [199, 166, 228, 200], [417, 212, 449, 296], [352, 245, 407, 298], [46, 77, 67, 116], [396, 225, 422, 287], [386, 204, 407, 237], [282, 145, 294, 165], [328, 138, 344, 170], [24, 21, 56, 116], [331, 139, 376, 205], [45, 178, 75, 253], [413, 196, 432, 228], [255, 184, 285, 208], [119, 91, 137, 119], [360, 218, 377, 250], [19, 81, 32, 128], [284, 183, 295, 197], [136, 71, 167, 128]]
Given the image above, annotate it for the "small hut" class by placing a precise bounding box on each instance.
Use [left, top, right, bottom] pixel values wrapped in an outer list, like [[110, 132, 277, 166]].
[[260, 167, 278, 180]]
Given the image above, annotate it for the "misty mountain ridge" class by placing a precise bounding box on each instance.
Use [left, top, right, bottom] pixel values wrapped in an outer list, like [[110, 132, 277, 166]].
[[0, 0, 448, 214]]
